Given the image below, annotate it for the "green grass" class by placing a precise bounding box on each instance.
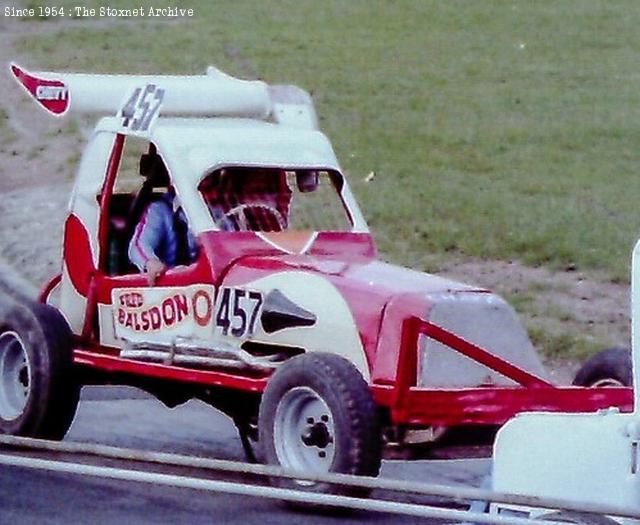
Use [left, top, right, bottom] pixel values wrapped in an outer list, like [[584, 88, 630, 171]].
[[0, 109, 17, 147], [0, 108, 7, 132], [528, 326, 600, 362], [18, 0, 640, 282], [14, 1, 640, 358]]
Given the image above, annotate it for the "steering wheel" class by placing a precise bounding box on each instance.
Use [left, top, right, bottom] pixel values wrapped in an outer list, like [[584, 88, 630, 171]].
[[223, 203, 286, 232]]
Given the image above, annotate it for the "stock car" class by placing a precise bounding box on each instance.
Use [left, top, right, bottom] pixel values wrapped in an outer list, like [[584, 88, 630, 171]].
[[0, 63, 632, 495]]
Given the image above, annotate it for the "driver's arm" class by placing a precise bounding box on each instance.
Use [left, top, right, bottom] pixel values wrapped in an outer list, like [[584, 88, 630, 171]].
[[128, 201, 172, 272]]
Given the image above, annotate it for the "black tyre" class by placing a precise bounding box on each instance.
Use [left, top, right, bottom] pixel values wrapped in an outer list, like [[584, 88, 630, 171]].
[[572, 347, 632, 387], [0, 300, 80, 439], [258, 352, 381, 496]]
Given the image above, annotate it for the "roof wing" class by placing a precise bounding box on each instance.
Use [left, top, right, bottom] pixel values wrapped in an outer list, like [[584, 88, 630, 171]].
[[10, 63, 271, 119], [9, 63, 320, 130]]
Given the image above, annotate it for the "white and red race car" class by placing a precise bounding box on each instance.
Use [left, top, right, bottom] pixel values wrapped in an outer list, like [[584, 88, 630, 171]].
[[0, 63, 632, 494]]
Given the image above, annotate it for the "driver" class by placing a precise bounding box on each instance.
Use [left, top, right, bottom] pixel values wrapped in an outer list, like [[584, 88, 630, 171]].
[[199, 171, 235, 230], [128, 158, 198, 285], [129, 168, 234, 285]]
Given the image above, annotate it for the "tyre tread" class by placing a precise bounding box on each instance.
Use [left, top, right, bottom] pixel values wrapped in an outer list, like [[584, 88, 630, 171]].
[[573, 347, 632, 387], [259, 352, 381, 497], [0, 300, 79, 439]]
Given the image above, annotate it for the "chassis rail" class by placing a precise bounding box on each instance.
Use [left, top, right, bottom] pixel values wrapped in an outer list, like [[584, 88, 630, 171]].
[[70, 316, 634, 427], [376, 317, 634, 426]]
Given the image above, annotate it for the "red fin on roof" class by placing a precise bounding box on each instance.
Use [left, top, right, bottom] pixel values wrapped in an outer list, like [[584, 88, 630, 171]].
[[10, 63, 69, 116]]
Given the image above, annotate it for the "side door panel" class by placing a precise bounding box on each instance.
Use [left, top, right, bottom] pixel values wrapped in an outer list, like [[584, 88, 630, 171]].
[[96, 251, 214, 348]]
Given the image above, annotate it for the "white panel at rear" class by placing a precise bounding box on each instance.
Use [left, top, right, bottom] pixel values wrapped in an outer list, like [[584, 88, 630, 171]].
[[493, 411, 640, 511]]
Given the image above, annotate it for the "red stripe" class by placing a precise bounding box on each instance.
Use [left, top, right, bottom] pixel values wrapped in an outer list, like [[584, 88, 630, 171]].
[[373, 384, 633, 426]]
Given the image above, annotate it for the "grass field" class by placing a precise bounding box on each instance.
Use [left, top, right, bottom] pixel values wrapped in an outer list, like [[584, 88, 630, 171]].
[[19, 0, 640, 282], [11, 1, 640, 358]]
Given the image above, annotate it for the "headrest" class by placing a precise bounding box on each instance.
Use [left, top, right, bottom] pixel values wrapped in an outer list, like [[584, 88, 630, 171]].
[[139, 153, 170, 187]]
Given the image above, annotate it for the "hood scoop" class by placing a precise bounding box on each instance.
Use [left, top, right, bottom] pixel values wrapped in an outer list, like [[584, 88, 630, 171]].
[[260, 289, 317, 334]]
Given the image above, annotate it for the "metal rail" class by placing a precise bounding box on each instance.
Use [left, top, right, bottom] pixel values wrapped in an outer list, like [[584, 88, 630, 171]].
[[121, 336, 285, 371], [0, 435, 637, 521], [0, 452, 572, 525]]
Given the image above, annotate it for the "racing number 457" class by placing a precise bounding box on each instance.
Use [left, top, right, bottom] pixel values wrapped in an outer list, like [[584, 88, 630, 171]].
[[215, 287, 263, 338]]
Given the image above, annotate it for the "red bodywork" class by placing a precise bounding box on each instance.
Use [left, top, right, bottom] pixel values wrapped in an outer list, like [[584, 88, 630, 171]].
[[49, 223, 634, 428], [45, 134, 633, 430]]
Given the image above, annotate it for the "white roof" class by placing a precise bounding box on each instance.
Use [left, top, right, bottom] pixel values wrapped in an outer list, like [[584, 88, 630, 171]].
[[94, 116, 368, 235], [97, 116, 341, 184]]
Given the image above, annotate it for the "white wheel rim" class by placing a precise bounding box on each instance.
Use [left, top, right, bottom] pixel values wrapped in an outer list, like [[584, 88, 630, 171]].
[[273, 387, 335, 475], [0, 331, 31, 421], [591, 378, 625, 388]]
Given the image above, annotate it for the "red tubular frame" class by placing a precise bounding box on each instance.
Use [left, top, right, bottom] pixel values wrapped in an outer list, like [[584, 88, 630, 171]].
[[74, 350, 268, 393], [98, 133, 125, 271], [373, 316, 633, 426], [80, 133, 125, 343], [38, 273, 62, 303]]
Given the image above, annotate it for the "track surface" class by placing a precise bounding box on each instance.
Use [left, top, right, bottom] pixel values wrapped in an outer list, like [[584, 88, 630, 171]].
[[0, 387, 489, 524]]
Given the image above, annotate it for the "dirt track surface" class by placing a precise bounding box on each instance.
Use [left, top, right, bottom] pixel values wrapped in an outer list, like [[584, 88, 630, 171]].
[[0, 6, 79, 288], [0, 388, 490, 524], [0, 6, 631, 382]]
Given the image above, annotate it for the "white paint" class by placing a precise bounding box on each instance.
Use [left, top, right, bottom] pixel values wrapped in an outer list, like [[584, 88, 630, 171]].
[[632, 239, 640, 409], [68, 130, 116, 266], [492, 411, 640, 516], [226, 271, 371, 382], [111, 285, 215, 345], [491, 240, 640, 520], [59, 131, 115, 337], [14, 64, 324, 134], [269, 85, 319, 129], [95, 271, 369, 381], [97, 302, 117, 347], [16, 64, 271, 119], [146, 117, 367, 235], [58, 263, 87, 336]]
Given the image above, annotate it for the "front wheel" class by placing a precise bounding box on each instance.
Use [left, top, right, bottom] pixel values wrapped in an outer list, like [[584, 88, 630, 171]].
[[572, 347, 632, 388], [258, 353, 381, 496]]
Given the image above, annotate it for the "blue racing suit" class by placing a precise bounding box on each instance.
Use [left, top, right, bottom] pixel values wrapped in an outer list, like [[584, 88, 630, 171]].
[[128, 194, 199, 271]]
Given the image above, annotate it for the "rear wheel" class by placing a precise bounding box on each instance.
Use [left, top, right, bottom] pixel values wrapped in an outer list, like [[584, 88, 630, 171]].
[[573, 347, 632, 387], [258, 353, 381, 496], [0, 301, 80, 439]]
